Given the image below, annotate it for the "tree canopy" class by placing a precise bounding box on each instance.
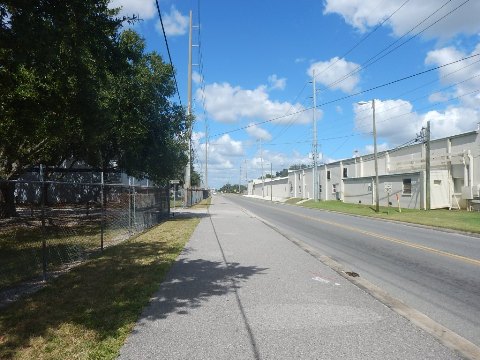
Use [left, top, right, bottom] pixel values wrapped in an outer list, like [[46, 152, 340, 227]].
[[0, 0, 187, 184]]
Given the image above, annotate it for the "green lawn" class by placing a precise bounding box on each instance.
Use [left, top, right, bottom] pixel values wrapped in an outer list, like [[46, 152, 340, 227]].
[[192, 197, 211, 208], [0, 221, 128, 291], [284, 197, 303, 205], [298, 200, 480, 233], [0, 217, 199, 360]]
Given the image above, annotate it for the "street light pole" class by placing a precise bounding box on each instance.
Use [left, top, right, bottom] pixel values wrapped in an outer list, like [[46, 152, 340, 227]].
[[359, 99, 380, 212]]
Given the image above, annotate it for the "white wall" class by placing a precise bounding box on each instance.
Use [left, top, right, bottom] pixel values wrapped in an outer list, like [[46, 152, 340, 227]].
[[248, 130, 479, 208]]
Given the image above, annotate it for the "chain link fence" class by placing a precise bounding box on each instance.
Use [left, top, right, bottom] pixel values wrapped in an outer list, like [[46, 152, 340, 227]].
[[0, 178, 170, 297]]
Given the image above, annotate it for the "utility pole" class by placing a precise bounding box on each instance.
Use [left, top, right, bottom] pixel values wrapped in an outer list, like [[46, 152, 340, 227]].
[[184, 10, 193, 207], [312, 69, 318, 202], [205, 119, 208, 189], [372, 99, 380, 213], [270, 162, 273, 201], [425, 120, 431, 210], [239, 162, 242, 194], [260, 139, 264, 198], [244, 159, 248, 192]]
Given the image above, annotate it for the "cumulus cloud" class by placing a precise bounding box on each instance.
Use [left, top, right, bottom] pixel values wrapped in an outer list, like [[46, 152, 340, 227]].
[[308, 58, 361, 94], [197, 82, 319, 124], [245, 123, 272, 141], [423, 107, 480, 139], [194, 134, 245, 187], [192, 71, 203, 85], [354, 99, 422, 145], [354, 98, 480, 152], [155, 6, 188, 36], [109, 0, 156, 20], [425, 43, 480, 108], [365, 142, 390, 154], [323, 0, 480, 39], [267, 74, 287, 90], [428, 92, 451, 103], [249, 149, 311, 179]]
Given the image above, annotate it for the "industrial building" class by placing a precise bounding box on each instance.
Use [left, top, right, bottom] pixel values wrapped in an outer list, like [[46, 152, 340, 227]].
[[248, 128, 480, 210]]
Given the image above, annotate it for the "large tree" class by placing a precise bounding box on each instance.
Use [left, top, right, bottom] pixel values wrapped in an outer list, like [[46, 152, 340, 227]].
[[98, 29, 188, 184], [0, 0, 123, 216], [0, 1, 188, 217]]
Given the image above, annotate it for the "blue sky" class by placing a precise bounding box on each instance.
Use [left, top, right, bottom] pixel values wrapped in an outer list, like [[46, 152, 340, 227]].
[[111, 0, 480, 189]]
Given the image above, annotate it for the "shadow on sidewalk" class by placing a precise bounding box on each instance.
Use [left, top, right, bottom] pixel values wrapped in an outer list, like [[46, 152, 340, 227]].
[[136, 258, 267, 322]]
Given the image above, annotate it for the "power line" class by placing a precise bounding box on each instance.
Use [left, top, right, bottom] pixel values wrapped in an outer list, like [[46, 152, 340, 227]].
[[270, 1, 411, 144], [154, 0, 182, 106], [210, 53, 479, 139], [313, 0, 411, 81], [319, 0, 470, 94], [354, 72, 480, 126]]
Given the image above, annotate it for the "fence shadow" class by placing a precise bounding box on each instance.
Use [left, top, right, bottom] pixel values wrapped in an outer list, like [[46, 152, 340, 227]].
[[0, 222, 265, 357]]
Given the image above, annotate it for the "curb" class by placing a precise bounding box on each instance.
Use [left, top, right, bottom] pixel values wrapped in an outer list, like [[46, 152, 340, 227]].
[[240, 206, 480, 360]]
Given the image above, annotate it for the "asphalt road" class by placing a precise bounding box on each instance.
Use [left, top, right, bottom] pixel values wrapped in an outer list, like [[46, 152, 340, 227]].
[[226, 195, 480, 348]]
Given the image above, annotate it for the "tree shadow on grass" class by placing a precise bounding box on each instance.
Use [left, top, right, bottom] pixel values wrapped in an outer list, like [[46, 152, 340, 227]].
[[0, 224, 266, 359]]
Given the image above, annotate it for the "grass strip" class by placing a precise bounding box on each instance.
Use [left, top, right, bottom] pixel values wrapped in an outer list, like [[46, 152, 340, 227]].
[[192, 197, 211, 209], [284, 197, 302, 205], [0, 224, 129, 291], [0, 217, 199, 360], [299, 200, 480, 234]]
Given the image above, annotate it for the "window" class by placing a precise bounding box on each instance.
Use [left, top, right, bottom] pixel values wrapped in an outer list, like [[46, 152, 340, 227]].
[[403, 178, 412, 195], [343, 167, 348, 178], [332, 184, 337, 194], [319, 185, 322, 193], [298, 185, 302, 193], [327, 170, 331, 180], [434, 180, 442, 185], [298, 173, 301, 180]]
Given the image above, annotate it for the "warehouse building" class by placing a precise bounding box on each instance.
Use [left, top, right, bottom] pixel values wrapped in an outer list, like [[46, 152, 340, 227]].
[[248, 128, 480, 210]]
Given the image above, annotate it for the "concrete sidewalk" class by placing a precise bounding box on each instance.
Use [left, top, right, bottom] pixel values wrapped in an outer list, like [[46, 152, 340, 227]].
[[118, 195, 461, 359]]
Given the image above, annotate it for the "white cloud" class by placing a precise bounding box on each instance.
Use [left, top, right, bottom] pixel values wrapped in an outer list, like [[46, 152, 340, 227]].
[[192, 71, 203, 85], [249, 149, 311, 179], [295, 58, 306, 64], [354, 98, 480, 151], [324, 0, 480, 39], [425, 43, 480, 108], [428, 92, 451, 103], [365, 142, 390, 154], [423, 107, 480, 139], [197, 82, 319, 124], [195, 134, 245, 187], [308, 58, 361, 94], [109, 0, 156, 20], [267, 74, 287, 90], [245, 123, 272, 141], [354, 99, 422, 145], [155, 6, 188, 36]]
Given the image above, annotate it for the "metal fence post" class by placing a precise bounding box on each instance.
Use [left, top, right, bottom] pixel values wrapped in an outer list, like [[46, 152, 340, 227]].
[[128, 177, 132, 232], [100, 171, 104, 251], [132, 178, 136, 231], [40, 164, 47, 281]]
